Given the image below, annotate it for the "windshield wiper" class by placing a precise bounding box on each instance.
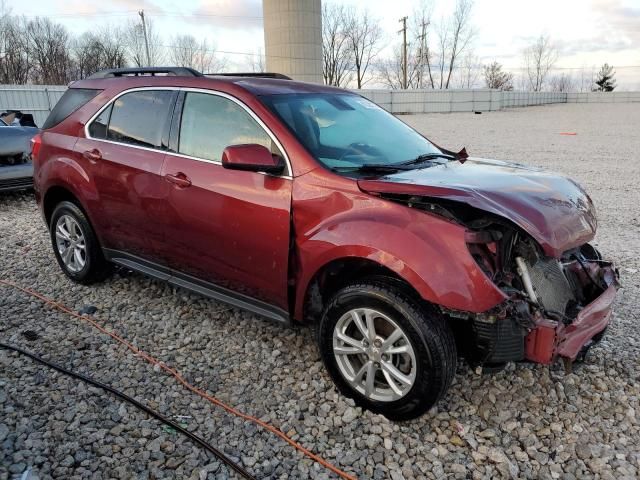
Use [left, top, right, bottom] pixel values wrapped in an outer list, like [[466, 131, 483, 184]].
[[398, 152, 456, 167], [330, 164, 413, 174]]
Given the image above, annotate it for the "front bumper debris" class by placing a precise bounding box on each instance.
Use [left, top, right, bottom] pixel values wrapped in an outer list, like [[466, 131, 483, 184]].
[[524, 265, 618, 364]]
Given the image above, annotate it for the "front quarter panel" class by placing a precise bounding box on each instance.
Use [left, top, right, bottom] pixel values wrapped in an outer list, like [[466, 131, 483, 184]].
[[292, 169, 507, 320]]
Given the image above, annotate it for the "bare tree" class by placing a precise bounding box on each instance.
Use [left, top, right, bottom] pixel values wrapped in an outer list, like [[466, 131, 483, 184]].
[[549, 72, 575, 92], [378, 45, 412, 89], [441, 0, 474, 89], [125, 18, 164, 67], [523, 35, 558, 92], [26, 17, 73, 84], [578, 66, 595, 92], [457, 51, 480, 88], [483, 61, 513, 90], [71, 29, 127, 79], [344, 8, 383, 89], [169, 35, 226, 73], [1, 10, 31, 83], [249, 48, 265, 73], [322, 3, 352, 87], [72, 33, 104, 79]]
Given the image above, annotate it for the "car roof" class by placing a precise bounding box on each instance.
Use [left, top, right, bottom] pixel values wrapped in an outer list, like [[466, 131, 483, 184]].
[[71, 74, 350, 97]]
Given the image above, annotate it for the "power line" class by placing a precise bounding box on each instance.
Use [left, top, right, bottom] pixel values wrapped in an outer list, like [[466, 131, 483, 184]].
[[18, 10, 262, 20]]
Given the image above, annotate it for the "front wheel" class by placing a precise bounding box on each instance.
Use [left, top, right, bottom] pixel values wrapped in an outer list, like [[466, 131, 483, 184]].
[[318, 279, 457, 420]]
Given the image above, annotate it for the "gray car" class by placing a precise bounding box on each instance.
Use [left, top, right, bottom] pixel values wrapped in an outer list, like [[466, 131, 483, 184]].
[[0, 114, 38, 192]]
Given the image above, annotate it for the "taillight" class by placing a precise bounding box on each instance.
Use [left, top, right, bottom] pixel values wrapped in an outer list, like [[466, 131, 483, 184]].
[[31, 133, 42, 162]]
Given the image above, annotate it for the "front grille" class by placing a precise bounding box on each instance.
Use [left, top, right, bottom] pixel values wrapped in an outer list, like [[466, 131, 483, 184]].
[[473, 318, 526, 364], [526, 258, 575, 315]]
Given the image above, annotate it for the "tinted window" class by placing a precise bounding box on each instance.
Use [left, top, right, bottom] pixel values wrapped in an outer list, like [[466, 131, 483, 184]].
[[88, 103, 112, 139], [107, 90, 175, 149], [179, 92, 274, 162], [42, 88, 101, 130]]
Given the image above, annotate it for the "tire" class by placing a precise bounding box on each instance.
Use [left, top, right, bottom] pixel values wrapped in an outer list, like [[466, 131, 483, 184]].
[[49, 200, 111, 284], [318, 278, 457, 420]]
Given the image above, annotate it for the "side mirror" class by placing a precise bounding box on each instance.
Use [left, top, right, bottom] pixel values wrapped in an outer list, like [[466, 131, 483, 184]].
[[221, 144, 284, 174]]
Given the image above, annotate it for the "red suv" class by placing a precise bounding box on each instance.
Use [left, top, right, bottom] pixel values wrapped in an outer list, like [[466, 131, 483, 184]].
[[33, 67, 618, 419]]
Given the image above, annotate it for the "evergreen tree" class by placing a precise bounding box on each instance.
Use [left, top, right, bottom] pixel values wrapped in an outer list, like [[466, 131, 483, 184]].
[[593, 63, 616, 92]]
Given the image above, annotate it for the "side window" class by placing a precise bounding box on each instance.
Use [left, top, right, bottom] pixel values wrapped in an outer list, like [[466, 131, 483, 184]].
[[107, 90, 175, 149], [88, 103, 112, 139], [178, 92, 277, 162]]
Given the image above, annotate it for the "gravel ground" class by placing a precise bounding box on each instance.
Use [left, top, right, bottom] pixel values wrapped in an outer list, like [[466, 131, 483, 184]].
[[1, 103, 639, 479]]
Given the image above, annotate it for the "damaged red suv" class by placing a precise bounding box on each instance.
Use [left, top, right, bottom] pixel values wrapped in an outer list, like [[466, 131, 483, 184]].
[[33, 67, 618, 420]]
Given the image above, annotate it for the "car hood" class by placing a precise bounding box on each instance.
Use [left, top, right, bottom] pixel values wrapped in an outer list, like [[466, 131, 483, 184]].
[[357, 157, 597, 258]]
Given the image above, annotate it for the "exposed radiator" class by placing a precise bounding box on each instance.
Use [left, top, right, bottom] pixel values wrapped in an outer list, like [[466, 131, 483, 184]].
[[520, 257, 576, 315]]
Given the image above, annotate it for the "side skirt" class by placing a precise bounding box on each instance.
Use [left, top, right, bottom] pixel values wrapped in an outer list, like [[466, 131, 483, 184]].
[[103, 248, 291, 326]]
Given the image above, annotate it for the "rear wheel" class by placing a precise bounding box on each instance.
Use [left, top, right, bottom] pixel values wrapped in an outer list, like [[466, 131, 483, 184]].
[[50, 201, 111, 284], [318, 279, 457, 420]]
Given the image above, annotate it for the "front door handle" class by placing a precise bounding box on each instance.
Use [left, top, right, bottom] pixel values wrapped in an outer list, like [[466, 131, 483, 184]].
[[164, 172, 192, 188], [83, 148, 102, 162]]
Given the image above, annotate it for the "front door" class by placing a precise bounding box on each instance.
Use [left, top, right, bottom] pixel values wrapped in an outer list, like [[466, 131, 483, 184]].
[[160, 91, 292, 311]]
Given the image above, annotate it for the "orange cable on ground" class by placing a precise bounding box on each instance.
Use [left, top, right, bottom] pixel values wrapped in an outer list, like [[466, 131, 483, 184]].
[[0, 279, 357, 480]]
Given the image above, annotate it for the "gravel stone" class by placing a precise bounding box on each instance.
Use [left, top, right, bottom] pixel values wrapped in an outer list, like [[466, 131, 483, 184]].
[[2, 104, 640, 479]]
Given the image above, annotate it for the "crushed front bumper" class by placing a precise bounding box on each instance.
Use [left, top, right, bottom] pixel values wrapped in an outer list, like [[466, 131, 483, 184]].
[[525, 265, 618, 364]]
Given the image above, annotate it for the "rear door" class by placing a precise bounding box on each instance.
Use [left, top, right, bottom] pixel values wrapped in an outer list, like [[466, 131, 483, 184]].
[[75, 88, 177, 262], [160, 90, 292, 310]]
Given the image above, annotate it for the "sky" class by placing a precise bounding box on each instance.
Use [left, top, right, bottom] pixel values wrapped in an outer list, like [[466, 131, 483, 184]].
[[6, 0, 640, 89]]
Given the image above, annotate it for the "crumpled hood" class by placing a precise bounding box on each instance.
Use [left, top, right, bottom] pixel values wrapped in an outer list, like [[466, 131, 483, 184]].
[[357, 157, 597, 258]]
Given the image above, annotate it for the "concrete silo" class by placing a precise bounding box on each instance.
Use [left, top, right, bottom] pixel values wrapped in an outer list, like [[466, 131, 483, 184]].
[[263, 0, 323, 83]]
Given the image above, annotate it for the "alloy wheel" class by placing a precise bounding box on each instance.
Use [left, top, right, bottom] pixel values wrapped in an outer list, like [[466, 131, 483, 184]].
[[332, 308, 417, 402], [55, 214, 87, 273]]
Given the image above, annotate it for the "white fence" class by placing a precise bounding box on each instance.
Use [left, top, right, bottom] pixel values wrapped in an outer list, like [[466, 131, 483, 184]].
[[358, 89, 567, 113], [566, 91, 640, 103], [2, 84, 639, 125], [357, 89, 640, 113], [0, 85, 67, 126]]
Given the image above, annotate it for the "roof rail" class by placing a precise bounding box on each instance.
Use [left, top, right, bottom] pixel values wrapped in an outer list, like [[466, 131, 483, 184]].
[[87, 67, 204, 79], [205, 72, 292, 80]]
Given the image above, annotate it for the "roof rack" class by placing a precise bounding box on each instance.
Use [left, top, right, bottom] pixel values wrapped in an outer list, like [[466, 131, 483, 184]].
[[205, 72, 292, 80], [87, 67, 204, 79]]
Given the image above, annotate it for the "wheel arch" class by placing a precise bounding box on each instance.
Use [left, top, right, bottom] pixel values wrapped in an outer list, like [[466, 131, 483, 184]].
[[298, 255, 424, 324], [43, 184, 86, 227]]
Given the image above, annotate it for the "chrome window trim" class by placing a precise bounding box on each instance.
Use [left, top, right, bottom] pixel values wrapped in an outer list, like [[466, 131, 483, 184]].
[[83, 86, 293, 179]]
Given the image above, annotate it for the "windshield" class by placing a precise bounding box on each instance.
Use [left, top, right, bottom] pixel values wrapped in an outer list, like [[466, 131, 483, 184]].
[[260, 93, 442, 171]]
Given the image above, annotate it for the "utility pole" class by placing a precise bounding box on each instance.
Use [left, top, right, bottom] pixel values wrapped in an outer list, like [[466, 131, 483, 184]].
[[398, 17, 408, 89], [138, 10, 151, 67]]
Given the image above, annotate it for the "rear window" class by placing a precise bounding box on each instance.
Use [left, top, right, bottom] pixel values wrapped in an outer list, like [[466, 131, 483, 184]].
[[106, 90, 176, 149], [42, 88, 101, 130]]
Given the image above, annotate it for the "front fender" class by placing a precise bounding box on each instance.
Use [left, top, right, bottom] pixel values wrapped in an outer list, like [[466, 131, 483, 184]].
[[292, 170, 507, 321]]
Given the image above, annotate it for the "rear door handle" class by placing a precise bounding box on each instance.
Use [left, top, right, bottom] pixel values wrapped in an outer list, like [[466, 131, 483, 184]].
[[83, 148, 102, 162], [164, 172, 192, 188]]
